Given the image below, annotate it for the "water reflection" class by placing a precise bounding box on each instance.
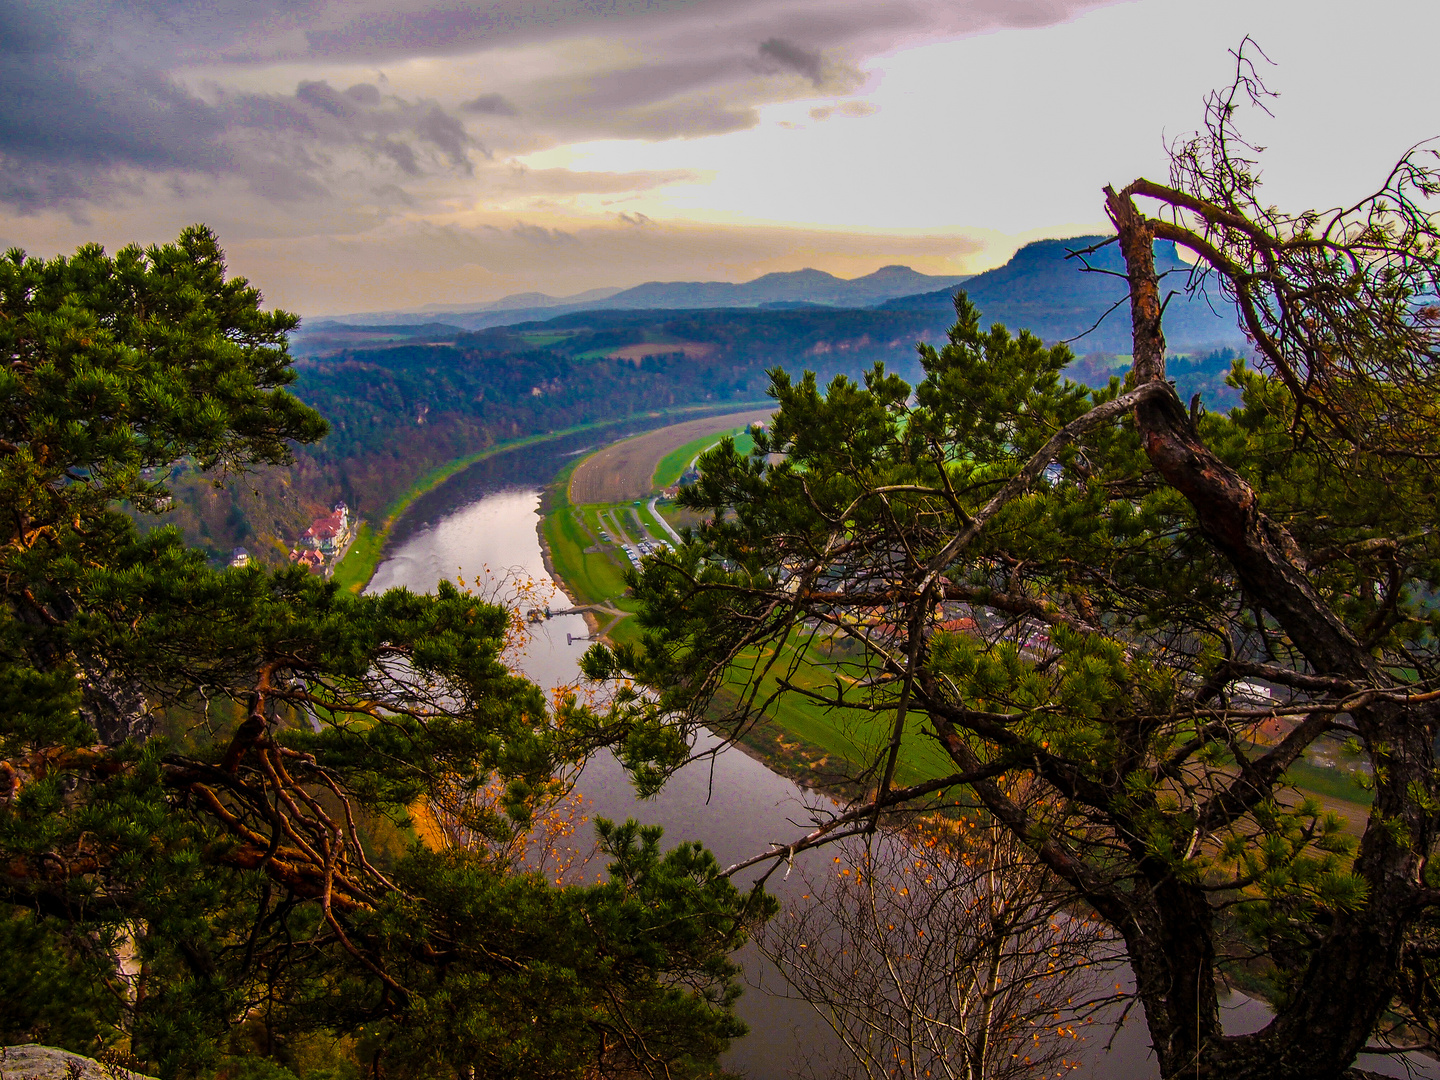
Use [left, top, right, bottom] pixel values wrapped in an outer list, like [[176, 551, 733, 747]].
[[367, 465, 842, 1077]]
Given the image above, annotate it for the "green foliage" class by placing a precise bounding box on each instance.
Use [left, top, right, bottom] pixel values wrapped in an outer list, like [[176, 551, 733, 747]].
[[540, 471, 632, 606], [0, 229, 762, 1080], [584, 278, 1440, 1073], [342, 821, 773, 1080], [653, 430, 755, 489], [0, 910, 129, 1049]]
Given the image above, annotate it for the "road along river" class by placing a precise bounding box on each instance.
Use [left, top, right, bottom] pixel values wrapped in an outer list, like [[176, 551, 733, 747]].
[[363, 427, 1434, 1080]]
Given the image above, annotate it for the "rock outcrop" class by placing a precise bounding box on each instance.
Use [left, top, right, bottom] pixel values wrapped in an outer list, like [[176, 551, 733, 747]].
[[0, 1046, 156, 1080]]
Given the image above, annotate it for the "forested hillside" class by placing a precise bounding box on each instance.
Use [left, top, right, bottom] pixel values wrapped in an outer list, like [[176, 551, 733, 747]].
[[168, 238, 1250, 566], [166, 305, 962, 562]]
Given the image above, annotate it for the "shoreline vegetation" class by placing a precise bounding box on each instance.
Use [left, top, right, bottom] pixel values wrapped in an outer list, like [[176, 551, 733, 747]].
[[535, 414, 1381, 819], [536, 412, 919, 797], [330, 403, 767, 593]]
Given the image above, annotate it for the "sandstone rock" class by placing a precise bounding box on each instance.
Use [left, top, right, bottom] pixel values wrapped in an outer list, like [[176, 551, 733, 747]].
[[0, 1046, 155, 1080]]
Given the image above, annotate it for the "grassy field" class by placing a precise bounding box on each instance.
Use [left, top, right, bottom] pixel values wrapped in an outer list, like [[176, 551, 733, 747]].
[[653, 430, 756, 489], [516, 331, 575, 347], [540, 463, 633, 606], [637, 502, 675, 542], [331, 523, 385, 592], [721, 634, 956, 787], [1286, 758, 1374, 807]]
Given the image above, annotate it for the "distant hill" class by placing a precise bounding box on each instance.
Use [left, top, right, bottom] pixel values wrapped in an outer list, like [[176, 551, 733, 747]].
[[181, 252, 1249, 567], [308, 265, 971, 333], [418, 286, 627, 314], [590, 265, 969, 311], [879, 236, 1247, 353], [296, 236, 1248, 359], [289, 321, 467, 357]]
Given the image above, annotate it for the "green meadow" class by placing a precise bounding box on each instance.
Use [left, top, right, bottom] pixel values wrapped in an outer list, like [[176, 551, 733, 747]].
[[539, 418, 957, 787], [653, 429, 756, 489]]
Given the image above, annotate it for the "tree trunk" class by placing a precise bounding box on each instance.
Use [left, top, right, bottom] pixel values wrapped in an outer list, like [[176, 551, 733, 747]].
[[1106, 183, 1440, 1079], [1122, 877, 1221, 1077]]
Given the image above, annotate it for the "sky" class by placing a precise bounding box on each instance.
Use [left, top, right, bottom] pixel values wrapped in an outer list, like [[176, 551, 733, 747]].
[[0, 0, 1436, 315]]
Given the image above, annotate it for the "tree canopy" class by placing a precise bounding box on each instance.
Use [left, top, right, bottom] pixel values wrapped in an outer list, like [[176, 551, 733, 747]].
[[586, 56, 1440, 1080], [0, 226, 766, 1079]]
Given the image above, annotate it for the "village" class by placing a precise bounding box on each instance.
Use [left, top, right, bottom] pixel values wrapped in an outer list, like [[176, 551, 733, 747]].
[[227, 501, 355, 577]]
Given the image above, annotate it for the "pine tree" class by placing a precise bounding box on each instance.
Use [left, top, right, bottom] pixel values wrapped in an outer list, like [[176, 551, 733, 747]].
[[0, 227, 766, 1079], [585, 57, 1440, 1079]]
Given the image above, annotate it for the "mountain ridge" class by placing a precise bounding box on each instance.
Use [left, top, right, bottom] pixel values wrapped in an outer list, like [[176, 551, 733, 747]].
[[296, 235, 1247, 355], [312, 264, 972, 329], [878, 234, 1245, 352]]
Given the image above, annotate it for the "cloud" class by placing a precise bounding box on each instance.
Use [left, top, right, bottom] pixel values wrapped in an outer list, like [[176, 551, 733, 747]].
[[495, 166, 700, 195], [215, 79, 485, 199], [510, 221, 578, 245], [0, 0, 1120, 241], [757, 38, 824, 84], [461, 93, 519, 116], [0, 28, 482, 213], [0, 0, 1120, 211], [252, 0, 1110, 67], [809, 100, 875, 121]]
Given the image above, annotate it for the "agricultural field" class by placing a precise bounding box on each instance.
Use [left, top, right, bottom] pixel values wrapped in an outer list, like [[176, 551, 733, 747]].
[[568, 408, 772, 504], [546, 410, 771, 632], [653, 429, 757, 489]]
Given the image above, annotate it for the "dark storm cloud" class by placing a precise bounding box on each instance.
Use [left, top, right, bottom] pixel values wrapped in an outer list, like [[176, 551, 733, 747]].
[[461, 93, 519, 116], [757, 38, 824, 85], [521, 53, 764, 139], [515, 36, 860, 142], [287, 0, 1111, 66], [222, 79, 484, 191], [298, 0, 708, 62], [0, 4, 481, 214], [0, 4, 227, 209]]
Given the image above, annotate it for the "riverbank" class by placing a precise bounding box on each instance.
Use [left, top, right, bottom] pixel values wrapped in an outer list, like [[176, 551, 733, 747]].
[[539, 452, 870, 798], [536, 458, 604, 640], [534, 414, 958, 798], [332, 402, 769, 593]]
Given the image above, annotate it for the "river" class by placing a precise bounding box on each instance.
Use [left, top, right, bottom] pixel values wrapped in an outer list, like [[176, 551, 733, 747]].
[[364, 427, 1431, 1080]]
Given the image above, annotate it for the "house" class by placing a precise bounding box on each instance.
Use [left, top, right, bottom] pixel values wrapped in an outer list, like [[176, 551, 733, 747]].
[[937, 617, 976, 635], [301, 502, 352, 554], [229, 547, 250, 568], [292, 548, 325, 573]]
